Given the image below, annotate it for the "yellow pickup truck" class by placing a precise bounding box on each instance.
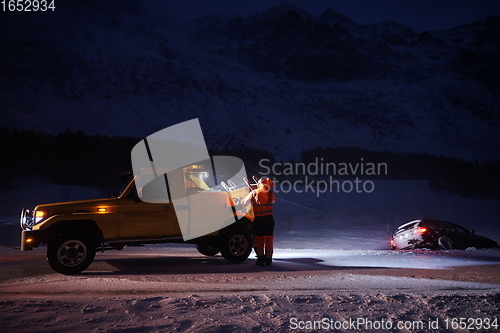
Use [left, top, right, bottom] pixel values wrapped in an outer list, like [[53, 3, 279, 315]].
[[20, 165, 254, 275]]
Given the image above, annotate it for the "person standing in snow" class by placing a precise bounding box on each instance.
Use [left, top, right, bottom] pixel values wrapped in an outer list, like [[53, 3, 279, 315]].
[[242, 177, 276, 266]]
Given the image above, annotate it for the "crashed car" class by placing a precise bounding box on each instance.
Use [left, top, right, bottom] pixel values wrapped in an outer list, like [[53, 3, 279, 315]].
[[391, 219, 499, 250]]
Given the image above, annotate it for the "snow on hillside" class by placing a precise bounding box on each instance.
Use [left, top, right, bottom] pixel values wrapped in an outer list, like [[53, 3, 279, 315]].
[[0, 2, 499, 161]]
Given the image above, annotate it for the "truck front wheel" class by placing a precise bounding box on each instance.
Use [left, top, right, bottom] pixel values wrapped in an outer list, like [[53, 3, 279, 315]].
[[47, 235, 96, 275], [219, 229, 253, 263]]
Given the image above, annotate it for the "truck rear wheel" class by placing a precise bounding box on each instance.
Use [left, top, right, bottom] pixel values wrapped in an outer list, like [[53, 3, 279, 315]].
[[219, 229, 252, 263], [47, 235, 96, 275]]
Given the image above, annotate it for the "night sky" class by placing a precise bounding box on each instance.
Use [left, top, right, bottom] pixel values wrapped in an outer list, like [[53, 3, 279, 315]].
[[149, 0, 500, 32]]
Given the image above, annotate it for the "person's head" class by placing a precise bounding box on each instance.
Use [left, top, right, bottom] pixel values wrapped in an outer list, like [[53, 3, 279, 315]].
[[258, 177, 274, 192]]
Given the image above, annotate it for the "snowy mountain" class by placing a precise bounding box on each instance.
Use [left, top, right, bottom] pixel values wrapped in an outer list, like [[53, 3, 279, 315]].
[[1, 1, 499, 161]]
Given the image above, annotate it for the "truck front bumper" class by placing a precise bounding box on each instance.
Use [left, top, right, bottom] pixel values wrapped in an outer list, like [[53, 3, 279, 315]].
[[21, 230, 45, 251]]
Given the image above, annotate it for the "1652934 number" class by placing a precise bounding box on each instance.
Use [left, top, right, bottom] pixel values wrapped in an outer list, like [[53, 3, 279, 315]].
[[2, 0, 55, 11], [444, 318, 498, 330]]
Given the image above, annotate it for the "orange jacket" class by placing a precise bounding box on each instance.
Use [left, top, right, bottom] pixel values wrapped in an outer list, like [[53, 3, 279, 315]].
[[243, 186, 276, 217]]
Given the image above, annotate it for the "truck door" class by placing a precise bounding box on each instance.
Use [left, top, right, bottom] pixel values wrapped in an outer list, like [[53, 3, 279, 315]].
[[118, 178, 180, 238]]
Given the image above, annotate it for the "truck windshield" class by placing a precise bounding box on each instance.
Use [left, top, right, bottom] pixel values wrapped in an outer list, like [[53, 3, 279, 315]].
[[110, 172, 134, 198]]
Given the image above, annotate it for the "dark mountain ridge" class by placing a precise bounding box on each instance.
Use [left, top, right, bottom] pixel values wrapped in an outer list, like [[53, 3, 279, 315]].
[[1, 1, 499, 161]]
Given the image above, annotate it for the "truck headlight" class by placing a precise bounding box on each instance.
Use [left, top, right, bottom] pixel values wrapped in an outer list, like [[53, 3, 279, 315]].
[[20, 208, 34, 230]]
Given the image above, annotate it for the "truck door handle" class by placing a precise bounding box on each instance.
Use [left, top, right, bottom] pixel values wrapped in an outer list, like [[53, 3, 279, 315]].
[[162, 205, 171, 209]]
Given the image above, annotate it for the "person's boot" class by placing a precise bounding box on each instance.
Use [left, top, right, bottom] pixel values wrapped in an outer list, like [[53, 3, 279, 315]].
[[265, 257, 272, 266], [255, 256, 266, 266]]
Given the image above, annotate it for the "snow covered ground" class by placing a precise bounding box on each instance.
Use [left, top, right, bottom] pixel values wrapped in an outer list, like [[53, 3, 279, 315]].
[[1, 244, 500, 332], [2, 289, 500, 332], [1, 177, 499, 332]]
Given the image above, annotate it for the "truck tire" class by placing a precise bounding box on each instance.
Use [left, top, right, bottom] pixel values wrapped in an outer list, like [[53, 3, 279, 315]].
[[219, 229, 253, 263], [47, 235, 96, 275], [196, 244, 220, 256]]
